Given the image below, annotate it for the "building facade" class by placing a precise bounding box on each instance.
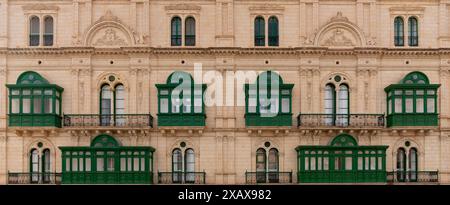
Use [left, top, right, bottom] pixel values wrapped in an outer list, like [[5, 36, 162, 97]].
[[0, 0, 449, 184]]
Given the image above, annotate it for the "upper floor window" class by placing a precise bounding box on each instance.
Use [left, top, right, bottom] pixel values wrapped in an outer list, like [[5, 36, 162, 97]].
[[6, 71, 63, 127], [268, 16, 279, 46], [29, 15, 54, 47], [254, 16, 279, 47], [172, 146, 196, 183], [396, 146, 418, 182], [393, 16, 418, 47], [171, 16, 182, 46], [324, 75, 349, 126], [44, 16, 54, 46], [254, 16, 265, 46], [171, 16, 196, 46], [408, 17, 418, 46], [29, 16, 40, 46], [394, 17, 404, 46], [185, 17, 196, 46]]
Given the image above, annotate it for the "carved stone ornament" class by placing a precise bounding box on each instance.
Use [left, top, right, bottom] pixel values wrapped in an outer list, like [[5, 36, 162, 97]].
[[93, 28, 127, 46], [321, 28, 355, 47]]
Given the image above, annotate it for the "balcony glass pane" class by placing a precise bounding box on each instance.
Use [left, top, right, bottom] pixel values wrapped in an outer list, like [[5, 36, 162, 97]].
[[427, 98, 435, 113], [160, 98, 169, 113], [44, 98, 52, 113], [33, 98, 42, 113], [281, 98, 290, 113], [11, 98, 20, 113], [23, 99, 31, 113], [405, 98, 413, 113], [416, 98, 424, 113]]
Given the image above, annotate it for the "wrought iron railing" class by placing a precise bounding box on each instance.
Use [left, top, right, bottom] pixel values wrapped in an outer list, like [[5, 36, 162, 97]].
[[386, 171, 439, 183], [245, 171, 292, 184], [297, 114, 385, 127], [158, 172, 206, 184], [63, 114, 153, 128], [8, 172, 61, 184]]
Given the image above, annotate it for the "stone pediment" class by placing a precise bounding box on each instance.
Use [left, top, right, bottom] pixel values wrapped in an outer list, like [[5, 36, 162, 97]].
[[319, 28, 357, 47], [313, 12, 366, 47], [81, 10, 146, 47]]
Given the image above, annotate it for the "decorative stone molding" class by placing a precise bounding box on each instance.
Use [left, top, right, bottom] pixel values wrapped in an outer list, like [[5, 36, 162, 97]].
[[249, 4, 284, 15], [96, 72, 127, 90], [314, 12, 367, 47], [389, 7, 425, 17], [22, 4, 59, 14], [165, 4, 201, 11], [83, 10, 147, 47]]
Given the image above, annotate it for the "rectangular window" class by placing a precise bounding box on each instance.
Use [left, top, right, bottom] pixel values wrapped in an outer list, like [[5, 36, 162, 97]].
[[249, 97, 256, 113], [85, 158, 91, 172], [194, 97, 202, 113], [72, 158, 78, 172], [416, 98, 424, 113], [405, 98, 413, 113], [388, 99, 392, 114], [281, 98, 290, 113], [323, 157, 329, 170], [33, 98, 42, 113], [427, 98, 435, 113], [427, 90, 435, 95], [23, 98, 31, 113], [183, 98, 191, 113], [394, 98, 402, 113], [133, 157, 139, 171], [11, 98, 20, 113], [56, 99, 60, 115], [96, 158, 104, 172], [160, 98, 169, 113], [120, 158, 126, 171], [44, 98, 52, 113], [172, 98, 180, 113]]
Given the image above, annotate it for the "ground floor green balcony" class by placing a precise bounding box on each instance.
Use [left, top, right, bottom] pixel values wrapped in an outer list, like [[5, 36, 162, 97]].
[[157, 113, 206, 126], [386, 113, 438, 127], [8, 114, 62, 127], [61, 172, 153, 184], [245, 113, 292, 126], [298, 170, 386, 183]]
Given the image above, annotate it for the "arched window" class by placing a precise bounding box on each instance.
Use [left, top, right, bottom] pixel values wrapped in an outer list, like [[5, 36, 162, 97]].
[[408, 17, 418, 46], [44, 16, 54, 46], [256, 148, 266, 182], [324, 84, 336, 125], [185, 17, 196, 46], [268, 148, 279, 183], [42, 149, 51, 182], [171, 17, 182, 46], [172, 148, 183, 183], [397, 148, 406, 182], [100, 84, 125, 126], [394, 17, 404, 46], [268, 16, 279, 46], [29, 16, 40, 46], [337, 84, 349, 126], [409, 148, 418, 182], [185, 149, 195, 182], [30, 149, 39, 183], [254, 16, 265, 46]]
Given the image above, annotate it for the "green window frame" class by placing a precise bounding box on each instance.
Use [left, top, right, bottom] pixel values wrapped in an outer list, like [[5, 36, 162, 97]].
[[60, 134, 155, 184], [244, 71, 294, 126], [156, 71, 207, 126], [385, 71, 440, 127], [171, 16, 182, 46], [268, 16, 279, 46], [6, 71, 63, 127], [296, 133, 388, 183], [254, 16, 265, 46], [394, 16, 404, 46], [408, 16, 418, 46]]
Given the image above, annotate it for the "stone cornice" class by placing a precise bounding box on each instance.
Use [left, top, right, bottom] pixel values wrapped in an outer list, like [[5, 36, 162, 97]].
[[4, 47, 450, 56]]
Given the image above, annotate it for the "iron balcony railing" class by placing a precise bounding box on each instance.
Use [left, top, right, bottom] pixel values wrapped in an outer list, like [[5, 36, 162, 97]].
[[63, 114, 153, 128], [245, 171, 292, 184], [297, 114, 385, 128], [386, 171, 439, 183], [8, 172, 61, 184], [158, 172, 206, 184]]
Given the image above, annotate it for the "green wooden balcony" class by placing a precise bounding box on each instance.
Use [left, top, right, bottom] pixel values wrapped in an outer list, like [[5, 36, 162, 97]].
[[386, 113, 438, 127], [63, 114, 153, 128], [298, 170, 387, 183], [245, 171, 292, 184], [297, 114, 385, 128], [8, 114, 62, 127], [157, 113, 206, 126], [245, 113, 292, 127], [158, 172, 206, 184]]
